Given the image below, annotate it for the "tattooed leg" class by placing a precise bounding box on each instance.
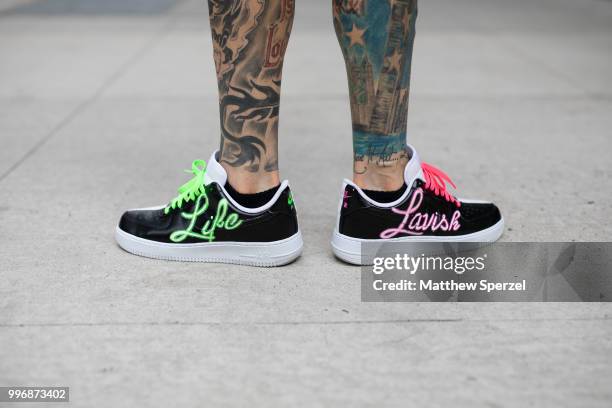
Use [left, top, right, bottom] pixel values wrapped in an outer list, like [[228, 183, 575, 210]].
[[334, 0, 418, 191], [208, 0, 294, 193]]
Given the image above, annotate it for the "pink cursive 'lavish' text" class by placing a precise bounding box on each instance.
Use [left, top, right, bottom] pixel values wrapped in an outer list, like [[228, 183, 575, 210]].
[[380, 188, 461, 239]]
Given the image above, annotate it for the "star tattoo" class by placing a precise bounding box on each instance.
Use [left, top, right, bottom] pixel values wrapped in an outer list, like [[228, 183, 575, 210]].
[[346, 23, 366, 48], [387, 50, 402, 73]]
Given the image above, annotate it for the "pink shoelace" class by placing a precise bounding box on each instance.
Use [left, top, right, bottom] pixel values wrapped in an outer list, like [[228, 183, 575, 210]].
[[421, 162, 461, 207]]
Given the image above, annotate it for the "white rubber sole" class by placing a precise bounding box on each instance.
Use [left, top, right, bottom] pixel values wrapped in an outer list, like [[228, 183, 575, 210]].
[[115, 227, 303, 267], [331, 218, 505, 265]]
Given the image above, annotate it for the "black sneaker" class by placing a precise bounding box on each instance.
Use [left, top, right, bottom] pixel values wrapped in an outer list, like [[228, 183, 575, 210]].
[[115, 152, 303, 266], [331, 145, 504, 264]]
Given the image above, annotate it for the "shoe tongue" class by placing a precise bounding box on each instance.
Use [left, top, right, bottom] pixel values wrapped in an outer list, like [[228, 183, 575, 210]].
[[404, 144, 425, 188], [204, 151, 228, 186]]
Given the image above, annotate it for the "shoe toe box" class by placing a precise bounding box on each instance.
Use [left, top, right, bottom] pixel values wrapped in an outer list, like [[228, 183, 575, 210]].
[[118, 207, 168, 239], [459, 201, 502, 231]]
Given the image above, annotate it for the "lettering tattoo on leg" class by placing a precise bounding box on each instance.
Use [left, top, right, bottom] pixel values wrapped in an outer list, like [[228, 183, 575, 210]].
[[334, 0, 418, 175], [208, 0, 294, 173]]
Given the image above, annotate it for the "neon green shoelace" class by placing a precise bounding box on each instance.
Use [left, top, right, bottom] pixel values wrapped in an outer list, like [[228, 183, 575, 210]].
[[164, 160, 208, 215]]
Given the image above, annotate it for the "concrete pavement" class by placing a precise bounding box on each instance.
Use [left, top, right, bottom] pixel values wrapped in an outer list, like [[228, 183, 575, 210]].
[[1, 0, 611, 406]]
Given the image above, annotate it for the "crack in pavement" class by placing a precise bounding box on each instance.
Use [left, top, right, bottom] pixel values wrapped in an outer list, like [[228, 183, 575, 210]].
[[1, 316, 611, 328]]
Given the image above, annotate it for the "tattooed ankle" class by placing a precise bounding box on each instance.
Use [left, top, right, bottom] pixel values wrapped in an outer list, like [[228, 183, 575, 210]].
[[335, 0, 418, 174], [209, 0, 294, 173]]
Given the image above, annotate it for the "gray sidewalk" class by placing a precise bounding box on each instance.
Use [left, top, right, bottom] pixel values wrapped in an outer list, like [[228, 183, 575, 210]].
[[1, 0, 611, 406]]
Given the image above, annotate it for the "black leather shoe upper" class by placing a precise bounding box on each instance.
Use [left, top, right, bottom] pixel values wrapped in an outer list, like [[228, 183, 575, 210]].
[[339, 180, 502, 239], [119, 184, 298, 243]]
